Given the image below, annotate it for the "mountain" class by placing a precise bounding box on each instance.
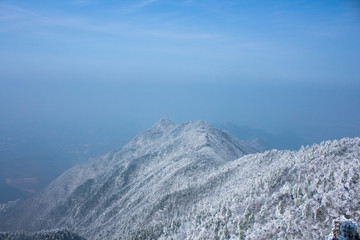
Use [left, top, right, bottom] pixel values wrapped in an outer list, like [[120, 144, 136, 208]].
[[218, 123, 308, 151], [0, 119, 257, 238], [0, 120, 359, 239]]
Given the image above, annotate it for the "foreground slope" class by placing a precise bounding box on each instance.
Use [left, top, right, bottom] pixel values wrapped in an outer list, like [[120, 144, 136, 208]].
[[162, 138, 360, 239], [0, 119, 257, 239]]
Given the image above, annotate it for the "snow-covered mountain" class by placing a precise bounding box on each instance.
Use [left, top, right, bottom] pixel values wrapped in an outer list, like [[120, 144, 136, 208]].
[[0, 120, 359, 240], [0, 120, 256, 238]]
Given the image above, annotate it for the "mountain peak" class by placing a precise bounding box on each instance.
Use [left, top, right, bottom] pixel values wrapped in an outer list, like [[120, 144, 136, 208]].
[[153, 118, 175, 128], [1, 122, 359, 240], [0, 119, 258, 238], [148, 118, 176, 137]]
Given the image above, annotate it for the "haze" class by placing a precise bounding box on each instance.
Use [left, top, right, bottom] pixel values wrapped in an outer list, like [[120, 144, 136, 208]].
[[0, 0, 360, 197]]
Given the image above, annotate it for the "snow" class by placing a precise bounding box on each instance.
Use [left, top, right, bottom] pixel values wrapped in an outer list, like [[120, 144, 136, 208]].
[[326, 216, 360, 240], [0, 120, 359, 240]]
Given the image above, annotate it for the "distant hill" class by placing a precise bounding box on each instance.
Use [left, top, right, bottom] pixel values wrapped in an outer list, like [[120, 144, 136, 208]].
[[218, 122, 308, 151]]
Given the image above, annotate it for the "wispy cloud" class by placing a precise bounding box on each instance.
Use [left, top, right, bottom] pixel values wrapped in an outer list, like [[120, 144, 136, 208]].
[[0, 3, 221, 42], [131, 0, 157, 9], [140, 29, 220, 40], [119, 0, 158, 14], [71, 0, 98, 7], [1, 3, 124, 32], [0, 3, 41, 18]]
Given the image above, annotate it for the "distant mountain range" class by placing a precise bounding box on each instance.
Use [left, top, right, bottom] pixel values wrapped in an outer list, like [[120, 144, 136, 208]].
[[0, 119, 359, 239], [217, 123, 308, 151]]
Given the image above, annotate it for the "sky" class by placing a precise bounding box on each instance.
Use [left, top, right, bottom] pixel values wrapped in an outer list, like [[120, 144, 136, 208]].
[[0, 0, 360, 143]]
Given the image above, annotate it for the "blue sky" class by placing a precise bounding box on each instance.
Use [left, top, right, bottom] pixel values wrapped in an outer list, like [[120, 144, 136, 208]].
[[0, 0, 360, 143], [1, 0, 359, 83]]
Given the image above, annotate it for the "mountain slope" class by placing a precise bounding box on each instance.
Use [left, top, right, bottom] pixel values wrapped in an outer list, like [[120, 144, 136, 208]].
[[1, 120, 359, 239], [160, 137, 360, 239], [0, 119, 258, 239]]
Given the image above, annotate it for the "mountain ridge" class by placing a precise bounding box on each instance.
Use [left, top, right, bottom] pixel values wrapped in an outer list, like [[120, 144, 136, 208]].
[[0, 120, 257, 238], [0, 120, 359, 239]]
